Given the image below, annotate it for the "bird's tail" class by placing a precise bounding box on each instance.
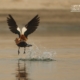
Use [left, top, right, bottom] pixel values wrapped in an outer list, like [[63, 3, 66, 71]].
[[26, 44, 32, 47]]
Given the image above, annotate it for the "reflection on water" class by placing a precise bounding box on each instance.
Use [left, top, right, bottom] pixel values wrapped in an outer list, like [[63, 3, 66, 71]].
[[16, 60, 29, 80]]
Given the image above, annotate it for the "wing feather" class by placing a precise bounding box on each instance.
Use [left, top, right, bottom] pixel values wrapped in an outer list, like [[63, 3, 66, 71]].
[[7, 14, 20, 37], [24, 15, 40, 37]]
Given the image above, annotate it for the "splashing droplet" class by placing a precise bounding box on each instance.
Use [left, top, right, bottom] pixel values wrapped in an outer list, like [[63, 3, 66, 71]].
[[20, 43, 56, 61]]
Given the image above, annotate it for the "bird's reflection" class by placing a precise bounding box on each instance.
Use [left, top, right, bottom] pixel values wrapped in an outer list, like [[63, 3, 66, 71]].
[[16, 60, 29, 80]]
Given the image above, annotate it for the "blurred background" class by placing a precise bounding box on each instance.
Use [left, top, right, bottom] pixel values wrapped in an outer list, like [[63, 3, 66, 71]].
[[0, 0, 80, 36], [0, 1, 80, 80]]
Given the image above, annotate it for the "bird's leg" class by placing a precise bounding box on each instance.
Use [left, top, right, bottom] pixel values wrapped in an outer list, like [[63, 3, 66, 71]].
[[24, 47, 26, 54], [18, 47, 20, 55]]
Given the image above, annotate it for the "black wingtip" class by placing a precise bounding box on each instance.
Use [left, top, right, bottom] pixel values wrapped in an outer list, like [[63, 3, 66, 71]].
[[36, 14, 38, 17], [35, 14, 40, 23], [34, 14, 39, 18], [33, 14, 40, 24], [8, 14, 12, 18], [35, 14, 40, 18], [37, 14, 40, 21], [7, 14, 11, 22]]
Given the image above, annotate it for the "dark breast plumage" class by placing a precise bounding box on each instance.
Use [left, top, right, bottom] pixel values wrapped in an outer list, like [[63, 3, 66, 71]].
[[17, 42, 32, 47], [17, 42, 27, 47]]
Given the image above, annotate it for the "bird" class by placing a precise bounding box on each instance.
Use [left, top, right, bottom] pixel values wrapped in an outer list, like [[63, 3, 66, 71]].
[[7, 14, 40, 55]]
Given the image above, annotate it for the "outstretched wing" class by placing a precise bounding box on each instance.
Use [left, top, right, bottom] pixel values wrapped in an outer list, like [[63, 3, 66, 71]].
[[24, 15, 40, 37], [7, 14, 20, 37]]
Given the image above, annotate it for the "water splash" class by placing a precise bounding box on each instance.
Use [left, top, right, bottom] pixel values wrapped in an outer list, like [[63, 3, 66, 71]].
[[20, 43, 56, 61]]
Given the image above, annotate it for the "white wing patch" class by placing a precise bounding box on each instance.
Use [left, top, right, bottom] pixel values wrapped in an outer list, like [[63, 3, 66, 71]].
[[22, 27, 27, 34], [17, 27, 21, 33]]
